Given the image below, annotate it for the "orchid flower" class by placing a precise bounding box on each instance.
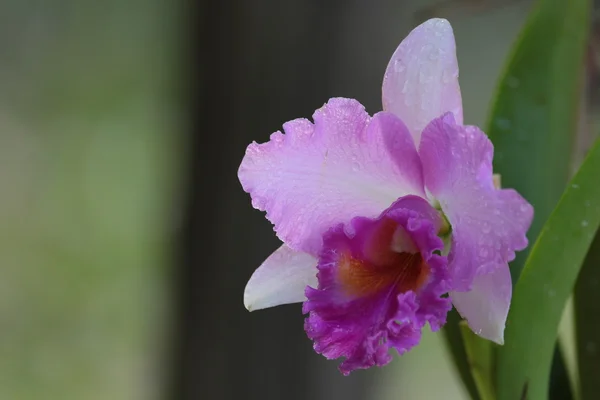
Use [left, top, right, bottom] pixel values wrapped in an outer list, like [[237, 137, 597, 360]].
[[238, 18, 533, 374]]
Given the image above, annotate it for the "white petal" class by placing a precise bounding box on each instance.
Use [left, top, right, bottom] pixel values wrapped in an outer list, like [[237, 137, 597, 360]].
[[382, 18, 463, 144], [450, 265, 512, 344], [244, 244, 318, 311]]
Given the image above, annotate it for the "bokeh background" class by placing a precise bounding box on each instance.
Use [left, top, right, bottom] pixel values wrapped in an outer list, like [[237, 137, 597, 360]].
[[2, 0, 598, 399]]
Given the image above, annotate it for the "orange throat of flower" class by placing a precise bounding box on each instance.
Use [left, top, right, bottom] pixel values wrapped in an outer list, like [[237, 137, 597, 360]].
[[337, 241, 430, 298]]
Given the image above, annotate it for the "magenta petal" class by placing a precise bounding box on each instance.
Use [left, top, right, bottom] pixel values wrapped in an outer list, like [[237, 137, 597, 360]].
[[303, 196, 451, 374], [451, 264, 512, 344], [419, 114, 533, 290], [382, 18, 463, 144], [239, 98, 425, 255]]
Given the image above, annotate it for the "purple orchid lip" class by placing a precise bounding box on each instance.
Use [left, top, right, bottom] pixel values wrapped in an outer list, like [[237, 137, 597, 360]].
[[303, 196, 451, 374], [336, 237, 429, 298], [239, 17, 533, 372]]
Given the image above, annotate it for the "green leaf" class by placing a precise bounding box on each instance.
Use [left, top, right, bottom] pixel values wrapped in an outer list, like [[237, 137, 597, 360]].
[[459, 322, 496, 400], [443, 310, 481, 400], [496, 138, 600, 400], [575, 229, 600, 400], [485, 0, 590, 282], [478, 1, 590, 398]]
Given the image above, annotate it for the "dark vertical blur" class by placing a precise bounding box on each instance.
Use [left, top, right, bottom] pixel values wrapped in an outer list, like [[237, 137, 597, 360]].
[[170, 1, 374, 399]]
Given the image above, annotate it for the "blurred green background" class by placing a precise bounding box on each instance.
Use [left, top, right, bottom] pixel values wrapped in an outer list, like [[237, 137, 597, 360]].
[[0, 1, 180, 398]]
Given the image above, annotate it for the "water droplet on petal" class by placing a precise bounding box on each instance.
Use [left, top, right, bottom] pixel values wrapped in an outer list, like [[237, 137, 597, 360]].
[[479, 248, 489, 258], [394, 59, 406, 73], [428, 49, 439, 61], [401, 80, 409, 94], [442, 69, 453, 83], [482, 222, 491, 234]]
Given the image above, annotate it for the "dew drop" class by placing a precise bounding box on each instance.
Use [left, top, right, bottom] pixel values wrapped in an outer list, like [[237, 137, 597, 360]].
[[352, 161, 361, 172], [482, 222, 491, 234], [495, 118, 511, 130], [402, 80, 410, 94], [544, 283, 556, 297], [572, 184, 580, 189], [442, 69, 454, 83], [582, 220, 589, 227], [506, 76, 520, 88], [394, 59, 406, 73]]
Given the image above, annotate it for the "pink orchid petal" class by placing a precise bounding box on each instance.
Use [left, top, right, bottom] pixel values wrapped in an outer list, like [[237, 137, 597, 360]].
[[419, 114, 533, 290], [239, 98, 425, 254], [450, 264, 512, 344], [244, 244, 317, 311], [382, 18, 463, 144]]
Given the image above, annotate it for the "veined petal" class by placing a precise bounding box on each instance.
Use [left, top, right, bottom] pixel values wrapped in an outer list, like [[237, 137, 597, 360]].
[[382, 18, 463, 144], [450, 264, 512, 344], [244, 244, 318, 311], [419, 114, 533, 290], [239, 98, 425, 255]]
